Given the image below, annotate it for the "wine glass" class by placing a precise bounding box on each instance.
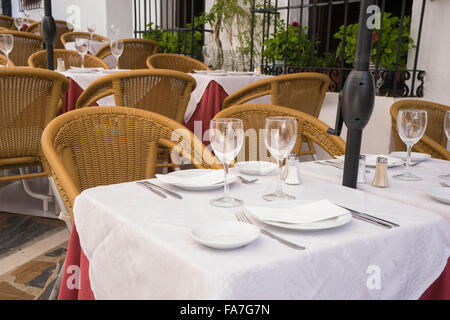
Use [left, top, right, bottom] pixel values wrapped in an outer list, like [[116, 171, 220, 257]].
[[264, 117, 298, 201], [202, 46, 209, 66], [394, 109, 428, 181], [87, 23, 96, 40], [110, 40, 124, 70], [439, 111, 450, 180], [110, 25, 120, 40], [14, 17, 24, 31], [209, 119, 244, 208], [75, 38, 89, 69], [0, 34, 14, 67]]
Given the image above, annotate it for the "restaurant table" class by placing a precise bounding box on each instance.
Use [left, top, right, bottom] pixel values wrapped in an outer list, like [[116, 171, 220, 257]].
[[62, 70, 270, 139], [58, 167, 450, 300]]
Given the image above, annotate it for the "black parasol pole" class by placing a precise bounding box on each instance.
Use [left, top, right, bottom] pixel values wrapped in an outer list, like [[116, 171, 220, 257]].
[[41, 0, 56, 70], [327, 0, 378, 189]]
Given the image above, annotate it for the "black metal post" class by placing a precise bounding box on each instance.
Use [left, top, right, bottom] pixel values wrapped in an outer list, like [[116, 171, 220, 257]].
[[327, 0, 377, 189], [41, 0, 56, 70]]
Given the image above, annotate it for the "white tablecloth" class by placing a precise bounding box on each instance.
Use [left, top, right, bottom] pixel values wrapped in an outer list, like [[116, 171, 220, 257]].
[[73, 169, 450, 299], [62, 71, 115, 106], [299, 158, 450, 223], [185, 73, 272, 122]]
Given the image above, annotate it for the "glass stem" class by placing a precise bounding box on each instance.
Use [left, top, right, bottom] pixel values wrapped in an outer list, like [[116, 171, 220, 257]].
[[276, 159, 284, 195], [116, 56, 119, 70], [223, 163, 230, 198], [81, 55, 84, 68], [405, 144, 412, 175], [5, 53, 8, 67]]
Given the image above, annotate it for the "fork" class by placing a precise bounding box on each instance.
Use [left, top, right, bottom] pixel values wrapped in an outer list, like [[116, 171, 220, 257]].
[[235, 210, 305, 250], [440, 182, 450, 187], [237, 176, 259, 184]]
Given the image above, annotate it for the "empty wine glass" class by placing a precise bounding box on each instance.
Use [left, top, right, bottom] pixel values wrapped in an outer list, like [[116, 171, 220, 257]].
[[14, 17, 24, 31], [202, 45, 209, 65], [209, 119, 244, 208], [0, 34, 14, 67], [87, 23, 96, 40], [110, 25, 120, 40], [264, 117, 298, 201], [75, 37, 89, 68], [394, 109, 428, 181], [110, 40, 124, 70], [439, 111, 450, 180]]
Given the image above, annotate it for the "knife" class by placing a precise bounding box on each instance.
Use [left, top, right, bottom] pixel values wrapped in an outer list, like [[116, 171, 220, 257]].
[[340, 206, 400, 227], [143, 181, 183, 200], [136, 181, 167, 199]]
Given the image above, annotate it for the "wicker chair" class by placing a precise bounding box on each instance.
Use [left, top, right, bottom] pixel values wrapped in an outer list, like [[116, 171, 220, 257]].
[[96, 38, 160, 69], [147, 53, 209, 73], [28, 49, 109, 69], [0, 53, 15, 66], [0, 67, 69, 184], [214, 104, 346, 161], [390, 100, 450, 160], [61, 31, 109, 47], [0, 30, 42, 66], [0, 15, 14, 30], [222, 72, 330, 157], [41, 106, 220, 217], [75, 69, 196, 123], [25, 19, 73, 48]]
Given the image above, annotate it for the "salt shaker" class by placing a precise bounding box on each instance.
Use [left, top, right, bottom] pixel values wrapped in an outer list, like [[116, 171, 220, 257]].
[[57, 58, 65, 72], [284, 154, 302, 185], [372, 156, 389, 188], [357, 155, 367, 184]]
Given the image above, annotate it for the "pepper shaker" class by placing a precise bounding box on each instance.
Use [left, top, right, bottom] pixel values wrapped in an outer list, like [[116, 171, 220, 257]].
[[57, 58, 65, 72], [283, 154, 302, 185], [372, 156, 389, 188]]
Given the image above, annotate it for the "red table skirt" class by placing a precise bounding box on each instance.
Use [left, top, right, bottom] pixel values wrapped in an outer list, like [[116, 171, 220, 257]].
[[60, 79, 450, 300]]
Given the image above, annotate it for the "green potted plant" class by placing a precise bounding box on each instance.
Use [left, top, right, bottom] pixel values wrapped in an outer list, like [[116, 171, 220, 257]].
[[334, 12, 415, 95]]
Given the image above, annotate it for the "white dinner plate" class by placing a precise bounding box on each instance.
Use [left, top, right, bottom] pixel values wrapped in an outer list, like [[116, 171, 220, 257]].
[[428, 187, 450, 205], [234, 161, 277, 176], [227, 71, 255, 76], [249, 209, 352, 231], [156, 169, 238, 191], [390, 152, 431, 162], [208, 72, 227, 76], [191, 221, 260, 249], [337, 154, 404, 168]]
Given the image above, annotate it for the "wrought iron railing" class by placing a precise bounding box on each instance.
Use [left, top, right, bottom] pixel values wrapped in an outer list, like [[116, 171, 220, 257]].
[[251, 0, 426, 97], [19, 0, 43, 11]]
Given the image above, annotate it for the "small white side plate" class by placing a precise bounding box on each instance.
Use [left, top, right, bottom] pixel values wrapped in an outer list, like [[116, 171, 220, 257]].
[[234, 161, 277, 176], [428, 187, 450, 205], [191, 221, 260, 249], [158, 169, 238, 191], [390, 152, 431, 162]]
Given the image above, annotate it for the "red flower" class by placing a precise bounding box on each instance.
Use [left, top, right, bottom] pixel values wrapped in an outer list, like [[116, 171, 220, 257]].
[[291, 21, 299, 28], [372, 31, 377, 43]]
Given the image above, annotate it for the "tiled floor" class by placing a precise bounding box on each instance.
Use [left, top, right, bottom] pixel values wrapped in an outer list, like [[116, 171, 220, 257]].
[[0, 178, 69, 300]]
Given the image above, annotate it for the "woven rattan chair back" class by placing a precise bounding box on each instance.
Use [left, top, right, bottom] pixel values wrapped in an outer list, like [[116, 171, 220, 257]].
[[390, 99, 450, 160], [60, 31, 109, 47], [96, 38, 160, 69], [41, 106, 220, 216], [75, 69, 196, 123], [146, 53, 209, 73], [28, 49, 109, 69], [0, 30, 42, 66], [214, 104, 346, 161], [0, 15, 14, 30], [222, 72, 330, 117], [24, 20, 73, 48], [0, 67, 69, 182], [0, 53, 15, 66]]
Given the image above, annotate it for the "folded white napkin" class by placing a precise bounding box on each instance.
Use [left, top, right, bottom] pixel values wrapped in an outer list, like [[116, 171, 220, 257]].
[[156, 170, 232, 187], [246, 199, 349, 224]]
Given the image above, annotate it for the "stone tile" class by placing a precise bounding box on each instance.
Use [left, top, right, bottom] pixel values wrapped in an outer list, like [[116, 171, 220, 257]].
[[45, 247, 67, 257], [0, 281, 34, 300], [11, 261, 55, 285], [26, 265, 56, 289]]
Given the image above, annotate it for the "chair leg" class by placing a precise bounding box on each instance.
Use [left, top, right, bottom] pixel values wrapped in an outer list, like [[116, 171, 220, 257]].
[[19, 168, 54, 212], [48, 259, 65, 300]]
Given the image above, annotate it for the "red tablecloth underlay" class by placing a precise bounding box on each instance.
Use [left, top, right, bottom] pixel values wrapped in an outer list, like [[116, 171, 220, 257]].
[[59, 79, 450, 300]]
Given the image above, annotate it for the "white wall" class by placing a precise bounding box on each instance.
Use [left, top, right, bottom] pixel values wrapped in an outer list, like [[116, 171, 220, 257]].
[[11, 0, 133, 39]]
